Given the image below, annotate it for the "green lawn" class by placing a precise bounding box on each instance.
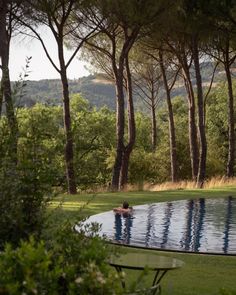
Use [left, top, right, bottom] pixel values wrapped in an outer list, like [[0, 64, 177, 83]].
[[50, 187, 236, 295]]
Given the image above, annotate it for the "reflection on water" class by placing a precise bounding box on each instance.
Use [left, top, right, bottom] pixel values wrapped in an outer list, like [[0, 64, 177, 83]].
[[84, 197, 236, 254], [145, 204, 155, 247], [114, 213, 133, 243], [180, 198, 206, 252], [161, 203, 173, 248], [223, 196, 233, 253]]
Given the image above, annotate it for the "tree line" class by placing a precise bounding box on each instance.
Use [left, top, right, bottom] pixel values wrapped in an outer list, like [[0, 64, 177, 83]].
[[0, 89, 232, 191], [1, 0, 236, 193]]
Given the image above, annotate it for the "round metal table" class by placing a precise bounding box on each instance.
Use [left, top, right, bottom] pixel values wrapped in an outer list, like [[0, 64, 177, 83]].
[[109, 252, 184, 294]]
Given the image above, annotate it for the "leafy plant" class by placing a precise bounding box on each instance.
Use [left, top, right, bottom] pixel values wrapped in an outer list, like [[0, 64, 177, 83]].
[[0, 222, 123, 295], [0, 237, 61, 295], [0, 119, 53, 248]]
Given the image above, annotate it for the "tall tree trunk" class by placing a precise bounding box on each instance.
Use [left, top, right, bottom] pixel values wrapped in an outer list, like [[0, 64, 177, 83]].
[[149, 74, 157, 152], [151, 98, 157, 152], [224, 54, 235, 177], [192, 36, 207, 188], [111, 70, 125, 190], [0, 0, 18, 163], [182, 61, 199, 181], [58, 42, 77, 194], [110, 28, 139, 191], [119, 56, 136, 189], [159, 50, 177, 182], [167, 42, 198, 181]]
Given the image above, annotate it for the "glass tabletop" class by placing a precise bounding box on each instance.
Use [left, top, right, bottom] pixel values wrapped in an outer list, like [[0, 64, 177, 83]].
[[109, 252, 184, 270]]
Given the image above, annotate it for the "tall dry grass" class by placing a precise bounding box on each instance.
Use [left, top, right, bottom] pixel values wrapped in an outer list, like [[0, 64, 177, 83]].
[[124, 176, 236, 192], [204, 176, 236, 189], [82, 176, 236, 193]]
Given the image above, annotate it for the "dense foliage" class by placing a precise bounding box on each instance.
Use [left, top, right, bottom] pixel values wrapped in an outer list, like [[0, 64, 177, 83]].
[[0, 87, 232, 193], [0, 224, 122, 295], [0, 119, 52, 248]]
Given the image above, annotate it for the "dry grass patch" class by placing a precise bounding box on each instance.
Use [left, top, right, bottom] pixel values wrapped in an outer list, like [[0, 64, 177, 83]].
[[129, 176, 236, 192], [69, 176, 236, 194]]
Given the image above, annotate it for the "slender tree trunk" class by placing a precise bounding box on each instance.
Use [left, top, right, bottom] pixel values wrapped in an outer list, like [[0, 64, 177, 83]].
[[159, 50, 177, 182], [149, 74, 157, 152], [111, 70, 125, 190], [2, 64, 18, 163], [182, 60, 199, 181], [0, 0, 18, 163], [192, 37, 207, 188], [224, 55, 235, 177], [167, 42, 198, 181], [151, 99, 157, 152], [119, 56, 136, 189], [58, 42, 77, 194], [110, 29, 139, 191]]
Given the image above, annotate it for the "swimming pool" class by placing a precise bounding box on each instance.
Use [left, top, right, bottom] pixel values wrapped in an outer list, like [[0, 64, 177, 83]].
[[83, 197, 236, 255]]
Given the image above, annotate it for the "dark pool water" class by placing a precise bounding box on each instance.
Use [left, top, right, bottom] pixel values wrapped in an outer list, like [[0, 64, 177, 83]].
[[83, 197, 236, 255]]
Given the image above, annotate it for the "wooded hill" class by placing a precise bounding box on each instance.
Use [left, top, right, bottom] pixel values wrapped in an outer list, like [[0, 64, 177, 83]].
[[14, 74, 116, 109], [14, 61, 227, 110]]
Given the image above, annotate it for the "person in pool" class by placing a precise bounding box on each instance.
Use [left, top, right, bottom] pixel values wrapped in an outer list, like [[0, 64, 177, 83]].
[[113, 201, 133, 214]]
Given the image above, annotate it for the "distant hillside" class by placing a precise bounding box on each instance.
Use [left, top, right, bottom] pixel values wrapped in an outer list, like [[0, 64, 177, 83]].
[[13, 62, 228, 110], [14, 74, 117, 109]]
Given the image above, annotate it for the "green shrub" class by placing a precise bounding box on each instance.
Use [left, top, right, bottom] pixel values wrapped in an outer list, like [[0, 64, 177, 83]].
[[46, 220, 122, 294], [0, 223, 122, 295], [0, 237, 61, 295], [0, 156, 52, 249]]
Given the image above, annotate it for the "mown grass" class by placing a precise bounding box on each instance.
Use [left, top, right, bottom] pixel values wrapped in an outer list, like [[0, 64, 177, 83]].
[[50, 187, 236, 295]]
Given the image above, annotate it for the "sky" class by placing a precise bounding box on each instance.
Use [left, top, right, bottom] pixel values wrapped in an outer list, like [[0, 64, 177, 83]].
[[9, 28, 90, 81]]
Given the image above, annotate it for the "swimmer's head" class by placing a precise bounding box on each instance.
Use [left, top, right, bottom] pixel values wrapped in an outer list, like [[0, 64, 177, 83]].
[[122, 201, 129, 209]]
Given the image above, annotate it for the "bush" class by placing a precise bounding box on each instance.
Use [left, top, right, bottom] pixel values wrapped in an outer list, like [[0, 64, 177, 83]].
[[46, 220, 122, 294], [0, 223, 122, 295], [0, 238, 61, 295], [0, 155, 52, 249]]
